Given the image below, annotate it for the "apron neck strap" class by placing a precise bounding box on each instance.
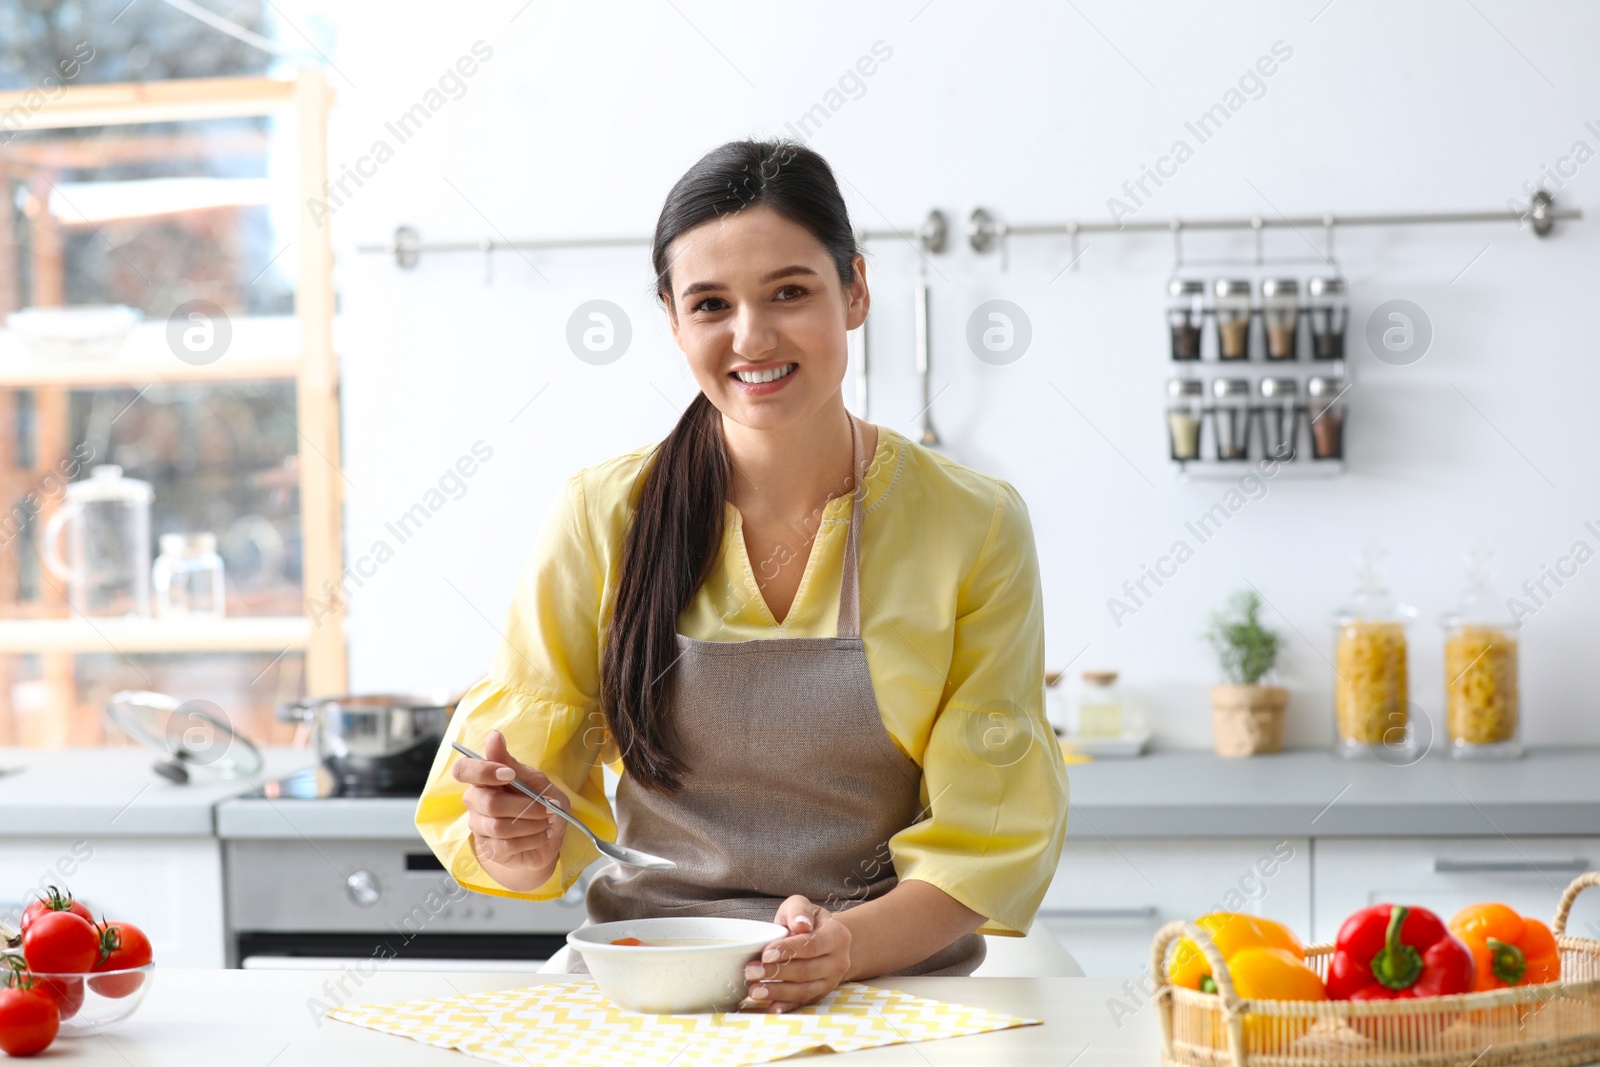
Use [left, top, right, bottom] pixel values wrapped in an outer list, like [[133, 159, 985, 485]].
[[837, 414, 867, 639]]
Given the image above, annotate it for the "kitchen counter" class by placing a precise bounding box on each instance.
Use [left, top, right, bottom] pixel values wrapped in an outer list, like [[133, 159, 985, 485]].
[[35, 969, 1158, 1065], [1063, 745, 1600, 837], [212, 745, 1600, 841], [10, 744, 1600, 842], [217, 792, 423, 839], [0, 746, 315, 837]]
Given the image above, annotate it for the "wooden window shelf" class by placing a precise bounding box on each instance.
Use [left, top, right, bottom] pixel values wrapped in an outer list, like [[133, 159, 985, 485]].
[[0, 616, 311, 655]]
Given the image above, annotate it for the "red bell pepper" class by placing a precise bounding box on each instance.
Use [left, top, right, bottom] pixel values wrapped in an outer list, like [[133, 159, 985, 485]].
[[1327, 904, 1475, 1002]]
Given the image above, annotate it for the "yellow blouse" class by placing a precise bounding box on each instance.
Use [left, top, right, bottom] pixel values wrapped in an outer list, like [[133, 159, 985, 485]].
[[415, 422, 1069, 936]]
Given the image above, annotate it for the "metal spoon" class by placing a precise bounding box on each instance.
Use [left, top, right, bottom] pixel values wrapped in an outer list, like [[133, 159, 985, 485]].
[[449, 741, 677, 871]]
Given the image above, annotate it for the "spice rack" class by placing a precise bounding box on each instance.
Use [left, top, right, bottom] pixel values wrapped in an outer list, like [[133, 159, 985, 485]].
[[1164, 269, 1348, 480]]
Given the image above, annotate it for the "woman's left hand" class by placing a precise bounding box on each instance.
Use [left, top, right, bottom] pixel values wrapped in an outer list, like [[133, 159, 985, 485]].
[[743, 895, 853, 1013]]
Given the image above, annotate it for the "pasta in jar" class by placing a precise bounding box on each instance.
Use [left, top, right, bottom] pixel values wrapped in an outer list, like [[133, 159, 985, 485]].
[[1444, 625, 1518, 745], [1335, 621, 1408, 745]]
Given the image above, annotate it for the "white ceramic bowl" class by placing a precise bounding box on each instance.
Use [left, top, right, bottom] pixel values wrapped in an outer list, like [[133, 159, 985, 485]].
[[567, 917, 787, 1014], [6, 305, 143, 360]]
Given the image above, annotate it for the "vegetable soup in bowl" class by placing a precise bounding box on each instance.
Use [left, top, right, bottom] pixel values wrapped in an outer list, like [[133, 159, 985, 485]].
[[567, 917, 788, 1014]]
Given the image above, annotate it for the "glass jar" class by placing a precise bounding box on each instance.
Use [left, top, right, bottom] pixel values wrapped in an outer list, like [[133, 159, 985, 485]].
[[1257, 377, 1298, 461], [1167, 278, 1206, 361], [1167, 378, 1203, 461], [1306, 375, 1346, 460], [1333, 549, 1415, 759], [1441, 551, 1522, 759], [1210, 377, 1252, 460], [153, 532, 226, 618], [1075, 671, 1124, 737], [1260, 277, 1299, 360], [1213, 278, 1253, 360], [1307, 276, 1348, 359]]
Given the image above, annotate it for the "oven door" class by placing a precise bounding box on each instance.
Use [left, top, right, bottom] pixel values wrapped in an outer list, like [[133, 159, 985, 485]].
[[225, 839, 591, 970]]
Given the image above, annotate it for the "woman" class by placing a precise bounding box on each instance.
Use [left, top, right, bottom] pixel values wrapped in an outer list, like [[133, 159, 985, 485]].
[[416, 139, 1069, 1011]]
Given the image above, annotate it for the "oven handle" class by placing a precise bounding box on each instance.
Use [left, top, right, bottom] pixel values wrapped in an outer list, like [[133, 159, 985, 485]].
[[241, 956, 552, 973]]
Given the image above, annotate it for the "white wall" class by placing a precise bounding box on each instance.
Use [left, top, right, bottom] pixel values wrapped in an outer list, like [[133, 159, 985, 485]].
[[323, 0, 1600, 748]]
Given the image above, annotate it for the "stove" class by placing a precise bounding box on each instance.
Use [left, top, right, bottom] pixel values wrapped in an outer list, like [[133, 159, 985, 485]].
[[219, 761, 591, 972], [254, 764, 425, 800]]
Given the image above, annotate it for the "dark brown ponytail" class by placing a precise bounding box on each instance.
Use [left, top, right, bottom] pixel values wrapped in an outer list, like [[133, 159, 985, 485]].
[[601, 138, 861, 793]]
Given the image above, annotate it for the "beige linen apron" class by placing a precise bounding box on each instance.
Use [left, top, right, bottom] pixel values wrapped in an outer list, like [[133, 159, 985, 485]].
[[569, 415, 985, 978]]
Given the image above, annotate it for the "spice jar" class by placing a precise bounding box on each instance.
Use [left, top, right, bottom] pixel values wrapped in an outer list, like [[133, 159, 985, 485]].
[[1167, 378, 1203, 461], [1440, 551, 1522, 759], [1260, 278, 1299, 360], [1308, 276, 1348, 360], [1210, 378, 1251, 460], [1168, 278, 1205, 361], [1257, 377, 1298, 461], [1213, 279, 1252, 360], [1075, 671, 1124, 738], [1306, 376, 1346, 460], [152, 532, 226, 618], [1333, 549, 1415, 759]]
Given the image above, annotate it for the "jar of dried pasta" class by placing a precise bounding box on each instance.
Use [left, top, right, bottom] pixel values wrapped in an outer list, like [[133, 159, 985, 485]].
[[1441, 552, 1523, 758], [1333, 551, 1415, 759]]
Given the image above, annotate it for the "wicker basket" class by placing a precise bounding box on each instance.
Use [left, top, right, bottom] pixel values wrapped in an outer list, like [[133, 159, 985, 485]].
[[1151, 871, 1600, 1067]]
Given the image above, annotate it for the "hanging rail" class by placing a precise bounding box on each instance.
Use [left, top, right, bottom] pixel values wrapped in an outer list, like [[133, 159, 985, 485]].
[[356, 211, 949, 270], [355, 195, 1575, 270], [968, 190, 1577, 268]]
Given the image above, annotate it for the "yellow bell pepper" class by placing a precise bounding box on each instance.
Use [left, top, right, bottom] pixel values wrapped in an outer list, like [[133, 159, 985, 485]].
[[1169, 913, 1306, 993], [1169, 914, 1324, 1054]]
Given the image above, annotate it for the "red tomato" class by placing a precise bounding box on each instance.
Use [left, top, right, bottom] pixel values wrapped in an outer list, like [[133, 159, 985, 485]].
[[18, 887, 92, 934], [32, 975, 83, 1021], [88, 922, 153, 999], [21, 912, 99, 974], [0, 985, 59, 1057]]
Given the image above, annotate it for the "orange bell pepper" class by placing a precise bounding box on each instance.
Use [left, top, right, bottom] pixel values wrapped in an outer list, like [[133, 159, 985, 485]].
[[1448, 903, 1560, 990]]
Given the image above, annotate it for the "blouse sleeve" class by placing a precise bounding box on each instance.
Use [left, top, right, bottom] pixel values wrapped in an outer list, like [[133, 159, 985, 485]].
[[885, 480, 1070, 936], [415, 472, 618, 902]]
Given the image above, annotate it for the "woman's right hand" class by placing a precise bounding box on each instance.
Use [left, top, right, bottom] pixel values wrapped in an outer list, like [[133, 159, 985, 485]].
[[453, 729, 569, 882]]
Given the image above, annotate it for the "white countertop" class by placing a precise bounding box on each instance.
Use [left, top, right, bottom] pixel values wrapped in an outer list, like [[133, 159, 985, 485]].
[[0, 746, 315, 837], [35, 969, 1156, 1065]]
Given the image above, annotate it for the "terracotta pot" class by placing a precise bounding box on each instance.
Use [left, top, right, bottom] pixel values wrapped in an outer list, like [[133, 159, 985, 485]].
[[1209, 684, 1288, 758]]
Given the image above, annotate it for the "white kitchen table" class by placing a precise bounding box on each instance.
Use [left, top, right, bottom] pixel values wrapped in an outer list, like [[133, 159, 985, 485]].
[[43, 969, 1160, 1065]]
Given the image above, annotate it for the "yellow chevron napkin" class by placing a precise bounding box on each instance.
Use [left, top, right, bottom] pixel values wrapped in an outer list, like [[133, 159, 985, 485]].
[[330, 978, 1040, 1066]]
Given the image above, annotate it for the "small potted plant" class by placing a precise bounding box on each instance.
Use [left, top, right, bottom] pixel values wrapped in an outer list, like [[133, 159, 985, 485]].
[[1203, 589, 1288, 757]]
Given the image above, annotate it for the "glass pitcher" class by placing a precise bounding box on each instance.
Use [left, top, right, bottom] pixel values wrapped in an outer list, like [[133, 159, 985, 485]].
[[43, 464, 154, 617]]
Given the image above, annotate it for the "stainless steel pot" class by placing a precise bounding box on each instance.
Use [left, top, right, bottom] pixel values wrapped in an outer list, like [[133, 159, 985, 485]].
[[278, 693, 456, 792]]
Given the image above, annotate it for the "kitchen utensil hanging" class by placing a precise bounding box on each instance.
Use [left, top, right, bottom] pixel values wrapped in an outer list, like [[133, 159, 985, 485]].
[[914, 261, 940, 449], [913, 209, 948, 452]]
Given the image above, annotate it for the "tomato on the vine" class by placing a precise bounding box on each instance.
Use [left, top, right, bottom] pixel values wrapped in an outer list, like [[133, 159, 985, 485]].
[[18, 886, 92, 934], [0, 982, 59, 1057], [21, 911, 99, 974], [89, 921, 153, 999], [30, 975, 83, 1021]]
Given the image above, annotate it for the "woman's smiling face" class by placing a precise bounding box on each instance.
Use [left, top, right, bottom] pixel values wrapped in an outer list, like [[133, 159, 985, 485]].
[[664, 204, 867, 431]]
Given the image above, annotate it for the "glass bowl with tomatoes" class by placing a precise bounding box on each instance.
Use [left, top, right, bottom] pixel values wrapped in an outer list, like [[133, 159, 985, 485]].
[[24, 963, 154, 1036], [9, 897, 157, 1038]]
